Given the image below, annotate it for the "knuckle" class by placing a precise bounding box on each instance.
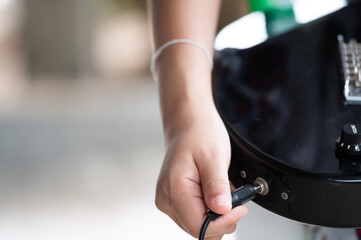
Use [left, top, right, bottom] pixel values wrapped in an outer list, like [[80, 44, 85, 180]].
[[197, 145, 221, 162], [155, 172, 187, 211], [154, 194, 163, 211], [155, 179, 171, 212], [156, 179, 170, 197], [172, 173, 190, 192]]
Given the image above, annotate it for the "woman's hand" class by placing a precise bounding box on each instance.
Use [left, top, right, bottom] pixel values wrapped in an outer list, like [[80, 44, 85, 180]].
[[155, 99, 248, 239], [148, 0, 246, 234]]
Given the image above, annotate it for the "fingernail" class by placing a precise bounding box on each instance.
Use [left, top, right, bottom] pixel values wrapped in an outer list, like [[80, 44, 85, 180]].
[[213, 195, 230, 206]]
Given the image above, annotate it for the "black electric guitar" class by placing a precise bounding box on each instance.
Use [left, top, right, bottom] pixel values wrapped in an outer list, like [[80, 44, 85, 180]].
[[213, 2, 361, 228]]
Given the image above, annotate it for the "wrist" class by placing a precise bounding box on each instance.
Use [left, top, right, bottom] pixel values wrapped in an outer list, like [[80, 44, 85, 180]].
[[158, 70, 214, 117], [160, 89, 219, 143], [154, 43, 218, 141]]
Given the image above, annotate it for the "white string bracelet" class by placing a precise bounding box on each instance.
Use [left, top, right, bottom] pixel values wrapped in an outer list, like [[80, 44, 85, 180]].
[[150, 39, 214, 81]]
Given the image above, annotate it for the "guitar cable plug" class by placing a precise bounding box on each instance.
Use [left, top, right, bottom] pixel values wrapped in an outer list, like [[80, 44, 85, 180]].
[[198, 177, 269, 240]]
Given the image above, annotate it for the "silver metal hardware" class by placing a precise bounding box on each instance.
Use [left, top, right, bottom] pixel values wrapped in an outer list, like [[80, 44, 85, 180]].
[[253, 177, 269, 196], [338, 35, 361, 104], [240, 170, 247, 179], [281, 192, 289, 200]]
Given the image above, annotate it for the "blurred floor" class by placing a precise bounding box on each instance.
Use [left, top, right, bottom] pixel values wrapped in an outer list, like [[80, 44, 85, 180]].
[[0, 77, 237, 240]]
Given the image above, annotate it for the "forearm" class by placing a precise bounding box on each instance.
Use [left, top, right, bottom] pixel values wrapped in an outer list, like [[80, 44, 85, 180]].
[[148, 0, 221, 140], [149, 2, 248, 238]]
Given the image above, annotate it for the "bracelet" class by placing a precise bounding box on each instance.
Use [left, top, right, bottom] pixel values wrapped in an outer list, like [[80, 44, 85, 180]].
[[150, 39, 214, 81]]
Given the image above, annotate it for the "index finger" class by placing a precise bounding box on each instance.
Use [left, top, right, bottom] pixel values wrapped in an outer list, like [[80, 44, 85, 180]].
[[171, 174, 248, 238]]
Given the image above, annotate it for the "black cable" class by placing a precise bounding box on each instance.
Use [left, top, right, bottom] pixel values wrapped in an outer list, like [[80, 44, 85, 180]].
[[198, 211, 220, 240], [198, 184, 264, 240], [198, 215, 211, 240]]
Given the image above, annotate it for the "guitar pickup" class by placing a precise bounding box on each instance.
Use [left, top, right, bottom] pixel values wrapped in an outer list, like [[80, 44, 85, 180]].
[[338, 35, 361, 104]]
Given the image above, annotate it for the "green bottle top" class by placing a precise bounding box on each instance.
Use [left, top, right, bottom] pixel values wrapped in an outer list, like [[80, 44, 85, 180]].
[[249, 0, 293, 12], [248, 0, 297, 36]]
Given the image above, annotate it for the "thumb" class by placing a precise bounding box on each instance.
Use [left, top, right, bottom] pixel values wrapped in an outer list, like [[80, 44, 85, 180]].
[[199, 160, 232, 215]]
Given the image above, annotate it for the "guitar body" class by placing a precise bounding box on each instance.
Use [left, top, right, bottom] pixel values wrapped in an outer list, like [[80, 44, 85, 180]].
[[213, 2, 361, 227]]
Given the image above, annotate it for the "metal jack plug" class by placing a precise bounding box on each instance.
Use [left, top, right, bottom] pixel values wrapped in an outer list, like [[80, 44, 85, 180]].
[[231, 177, 269, 208], [199, 177, 270, 240]]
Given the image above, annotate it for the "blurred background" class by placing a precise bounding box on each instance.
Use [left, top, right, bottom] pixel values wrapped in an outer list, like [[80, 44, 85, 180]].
[[0, 0, 348, 239], [0, 0, 248, 239]]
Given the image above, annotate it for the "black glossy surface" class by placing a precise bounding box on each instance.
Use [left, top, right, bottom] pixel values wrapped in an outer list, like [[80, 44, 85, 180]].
[[213, 3, 361, 176]]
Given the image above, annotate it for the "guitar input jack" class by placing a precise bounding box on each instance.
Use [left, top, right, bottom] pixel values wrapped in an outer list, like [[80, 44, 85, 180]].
[[198, 177, 269, 240], [253, 177, 269, 196]]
